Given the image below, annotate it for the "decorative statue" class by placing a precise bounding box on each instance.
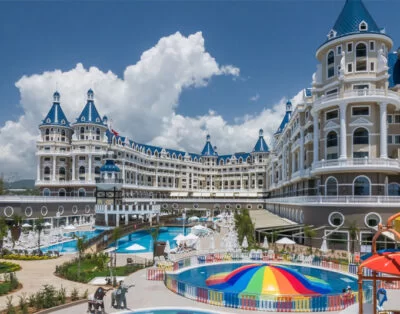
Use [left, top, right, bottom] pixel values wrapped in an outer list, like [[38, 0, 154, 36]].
[[378, 49, 388, 72], [340, 51, 345, 76], [376, 288, 387, 311]]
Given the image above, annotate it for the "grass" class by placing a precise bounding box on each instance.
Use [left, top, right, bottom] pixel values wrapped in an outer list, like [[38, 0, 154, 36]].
[[0, 262, 21, 273]]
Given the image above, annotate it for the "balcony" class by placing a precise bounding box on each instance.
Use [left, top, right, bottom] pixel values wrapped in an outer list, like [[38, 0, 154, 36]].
[[314, 89, 400, 111], [291, 138, 301, 152], [312, 158, 400, 174], [304, 133, 313, 144]]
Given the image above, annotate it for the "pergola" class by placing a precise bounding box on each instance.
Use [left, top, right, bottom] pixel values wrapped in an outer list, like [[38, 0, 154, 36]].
[[358, 212, 400, 314]]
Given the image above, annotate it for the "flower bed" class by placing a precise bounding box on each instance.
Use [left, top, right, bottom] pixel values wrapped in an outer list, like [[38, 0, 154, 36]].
[[0, 272, 20, 296], [0, 261, 21, 273], [1, 254, 56, 261]]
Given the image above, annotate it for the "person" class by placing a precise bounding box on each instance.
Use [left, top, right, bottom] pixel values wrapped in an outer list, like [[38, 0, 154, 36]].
[[112, 280, 134, 309], [88, 286, 112, 313]]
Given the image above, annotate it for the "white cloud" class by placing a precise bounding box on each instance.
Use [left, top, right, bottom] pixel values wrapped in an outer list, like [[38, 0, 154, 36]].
[[0, 30, 303, 180], [249, 93, 260, 102]]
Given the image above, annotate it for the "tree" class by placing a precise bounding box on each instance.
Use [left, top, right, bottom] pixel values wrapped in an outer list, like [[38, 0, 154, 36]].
[[150, 226, 160, 263], [304, 226, 317, 251], [0, 217, 8, 253], [10, 215, 22, 248], [76, 236, 87, 281], [234, 209, 255, 247], [34, 217, 45, 255], [111, 227, 121, 286], [0, 177, 4, 195], [348, 221, 359, 254]]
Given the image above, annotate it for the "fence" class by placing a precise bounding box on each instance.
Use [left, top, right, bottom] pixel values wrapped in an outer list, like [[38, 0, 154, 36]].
[[147, 251, 375, 312]]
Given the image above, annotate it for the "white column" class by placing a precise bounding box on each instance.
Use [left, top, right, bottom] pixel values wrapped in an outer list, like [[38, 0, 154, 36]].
[[122, 161, 126, 184], [300, 129, 304, 172], [313, 112, 319, 167], [271, 162, 275, 184], [339, 103, 347, 159], [37, 156, 40, 181], [72, 156, 75, 181], [52, 157, 56, 181], [88, 155, 92, 182], [380, 102, 388, 158], [291, 152, 295, 173], [282, 149, 286, 180]]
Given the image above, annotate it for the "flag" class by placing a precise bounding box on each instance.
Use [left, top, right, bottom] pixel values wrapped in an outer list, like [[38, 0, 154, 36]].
[[111, 129, 119, 137]]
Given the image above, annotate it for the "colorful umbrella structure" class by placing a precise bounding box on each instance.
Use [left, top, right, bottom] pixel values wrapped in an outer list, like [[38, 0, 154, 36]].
[[360, 251, 400, 276], [206, 264, 332, 296]]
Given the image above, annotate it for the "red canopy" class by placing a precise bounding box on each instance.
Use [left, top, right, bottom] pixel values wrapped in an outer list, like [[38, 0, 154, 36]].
[[360, 252, 400, 276]]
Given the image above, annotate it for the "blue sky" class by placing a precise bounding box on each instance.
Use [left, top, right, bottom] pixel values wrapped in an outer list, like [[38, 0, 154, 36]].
[[1, 0, 400, 179], [1, 0, 398, 126]]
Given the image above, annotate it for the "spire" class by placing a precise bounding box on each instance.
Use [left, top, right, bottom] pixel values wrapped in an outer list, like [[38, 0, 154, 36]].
[[253, 129, 269, 153], [274, 100, 292, 135], [40, 91, 70, 127], [74, 89, 105, 125], [326, 0, 381, 42], [201, 134, 217, 156]]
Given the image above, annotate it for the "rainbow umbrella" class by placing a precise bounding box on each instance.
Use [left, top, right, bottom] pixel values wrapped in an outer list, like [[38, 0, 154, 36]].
[[206, 264, 332, 296]]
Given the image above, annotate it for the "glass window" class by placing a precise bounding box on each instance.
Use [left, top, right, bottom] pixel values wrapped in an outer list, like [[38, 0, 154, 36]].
[[353, 128, 369, 145], [327, 51, 335, 78], [356, 43, 367, 71], [388, 135, 393, 144], [395, 115, 400, 123], [348, 63, 353, 73], [395, 135, 400, 144], [388, 183, 400, 196], [326, 177, 338, 196], [354, 176, 370, 195], [352, 107, 369, 116], [326, 110, 338, 120], [370, 41, 375, 51], [347, 43, 353, 53], [356, 43, 367, 57], [326, 89, 338, 96], [337, 46, 342, 55], [327, 131, 338, 147], [387, 115, 393, 124], [327, 153, 338, 160], [353, 151, 369, 158]]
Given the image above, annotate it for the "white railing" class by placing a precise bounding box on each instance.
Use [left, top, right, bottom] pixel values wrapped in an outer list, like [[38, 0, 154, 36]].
[[0, 195, 96, 203], [313, 158, 400, 171]]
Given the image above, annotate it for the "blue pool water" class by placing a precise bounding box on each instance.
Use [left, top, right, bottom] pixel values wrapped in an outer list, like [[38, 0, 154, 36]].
[[172, 263, 362, 294], [115, 227, 189, 253], [41, 229, 102, 253]]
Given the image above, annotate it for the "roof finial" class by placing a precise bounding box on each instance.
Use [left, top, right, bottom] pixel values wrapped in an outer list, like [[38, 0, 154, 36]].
[[53, 91, 60, 103], [286, 100, 292, 112], [206, 134, 211, 141], [259, 129, 264, 137], [87, 89, 94, 101]]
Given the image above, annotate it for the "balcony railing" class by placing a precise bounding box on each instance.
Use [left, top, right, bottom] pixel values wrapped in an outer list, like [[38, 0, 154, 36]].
[[313, 158, 400, 171]]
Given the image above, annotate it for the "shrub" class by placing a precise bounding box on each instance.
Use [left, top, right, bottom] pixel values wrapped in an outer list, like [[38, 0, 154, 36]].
[[70, 287, 79, 301], [18, 293, 28, 314], [57, 286, 66, 305], [6, 295, 16, 314], [1, 254, 55, 261], [42, 284, 57, 308], [82, 289, 89, 299]]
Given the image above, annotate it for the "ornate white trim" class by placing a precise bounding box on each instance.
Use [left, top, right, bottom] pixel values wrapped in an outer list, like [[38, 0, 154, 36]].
[[349, 117, 373, 127], [323, 121, 340, 131]]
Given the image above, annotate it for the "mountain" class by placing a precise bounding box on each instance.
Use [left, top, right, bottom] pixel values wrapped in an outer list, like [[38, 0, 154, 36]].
[[5, 179, 35, 189]]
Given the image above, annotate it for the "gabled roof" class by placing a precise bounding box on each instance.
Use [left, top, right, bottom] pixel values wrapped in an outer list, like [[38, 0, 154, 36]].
[[201, 135, 218, 156], [40, 92, 71, 127], [388, 51, 400, 88], [253, 129, 269, 153], [326, 0, 382, 43], [74, 90, 105, 125], [274, 101, 292, 135]]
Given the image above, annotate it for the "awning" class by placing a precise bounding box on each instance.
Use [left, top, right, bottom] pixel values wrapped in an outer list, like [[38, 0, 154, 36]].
[[178, 192, 188, 197], [201, 192, 210, 197], [170, 192, 179, 197], [192, 192, 202, 197], [215, 192, 225, 197]]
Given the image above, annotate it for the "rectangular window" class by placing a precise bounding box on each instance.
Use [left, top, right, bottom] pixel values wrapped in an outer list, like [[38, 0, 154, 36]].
[[327, 153, 338, 160], [353, 152, 369, 158], [370, 41, 375, 51], [395, 135, 400, 144], [356, 60, 367, 71], [353, 84, 369, 90], [326, 89, 338, 96], [347, 63, 353, 73], [326, 110, 339, 120], [352, 107, 369, 116], [388, 115, 393, 124], [79, 156, 86, 161], [347, 43, 353, 53], [395, 115, 400, 123], [328, 67, 334, 78], [370, 62, 375, 72], [388, 135, 393, 144], [337, 45, 342, 55]]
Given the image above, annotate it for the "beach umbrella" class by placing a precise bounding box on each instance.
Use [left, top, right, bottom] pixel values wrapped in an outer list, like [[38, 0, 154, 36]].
[[241, 236, 248, 249], [126, 244, 146, 251], [360, 252, 400, 276], [164, 240, 171, 259], [262, 236, 269, 250], [43, 222, 52, 227], [63, 225, 76, 231], [173, 233, 185, 242], [275, 237, 296, 245], [188, 216, 199, 221], [21, 223, 32, 228], [205, 264, 332, 295], [320, 238, 329, 253]]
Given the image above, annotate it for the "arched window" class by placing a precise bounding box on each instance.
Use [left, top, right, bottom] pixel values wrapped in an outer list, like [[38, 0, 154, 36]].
[[354, 176, 371, 196], [326, 177, 338, 196], [61, 129, 66, 141], [45, 129, 50, 141], [388, 183, 400, 196], [95, 166, 101, 175], [58, 188, 66, 197], [219, 159, 224, 165], [356, 43, 367, 71], [43, 188, 51, 197], [353, 128, 369, 145], [359, 21, 368, 31], [44, 167, 50, 175], [59, 167, 65, 176], [327, 51, 335, 78], [79, 166, 85, 175], [96, 128, 100, 135], [327, 131, 338, 147], [246, 157, 251, 163], [80, 127, 85, 134], [78, 188, 86, 197]]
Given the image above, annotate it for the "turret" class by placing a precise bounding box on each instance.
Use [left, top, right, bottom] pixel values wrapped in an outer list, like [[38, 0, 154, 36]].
[[274, 101, 292, 137]]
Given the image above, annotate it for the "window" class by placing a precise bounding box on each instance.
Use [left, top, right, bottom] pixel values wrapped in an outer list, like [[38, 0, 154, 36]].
[[388, 135, 393, 144], [354, 176, 370, 196], [79, 156, 86, 161], [353, 128, 369, 145], [44, 167, 50, 175], [353, 151, 369, 158], [326, 110, 338, 120], [347, 43, 353, 53], [327, 131, 338, 147], [387, 115, 393, 124], [326, 89, 338, 96], [365, 213, 380, 228], [347, 63, 353, 73], [336, 46, 342, 55], [388, 183, 400, 196], [327, 153, 338, 160], [395, 115, 400, 123], [327, 51, 335, 78], [329, 212, 345, 227], [395, 135, 400, 144], [59, 167, 65, 175], [352, 107, 369, 116], [370, 62, 375, 72], [43, 188, 51, 197], [356, 43, 367, 71], [326, 177, 338, 196], [79, 166, 85, 175], [78, 188, 86, 197], [370, 41, 375, 51], [95, 166, 101, 174], [359, 21, 368, 31]]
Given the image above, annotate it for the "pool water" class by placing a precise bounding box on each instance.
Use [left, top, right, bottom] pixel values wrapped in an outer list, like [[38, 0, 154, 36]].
[[114, 227, 189, 253], [172, 263, 362, 295], [41, 229, 103, 253]]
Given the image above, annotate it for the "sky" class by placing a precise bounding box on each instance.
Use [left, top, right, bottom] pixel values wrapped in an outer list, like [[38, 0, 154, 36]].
[[0, 0, 399, 180]]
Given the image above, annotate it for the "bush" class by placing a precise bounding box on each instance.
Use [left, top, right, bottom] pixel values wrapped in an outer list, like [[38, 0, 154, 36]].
[[0, 254, 55, 261], [0, 262, 21, 273], [6, 295, 16, 314], [57, 286, 66, 305], [18, 293, 28, 314], [0, 272, 20, 296], [70, 287, 79, 301]]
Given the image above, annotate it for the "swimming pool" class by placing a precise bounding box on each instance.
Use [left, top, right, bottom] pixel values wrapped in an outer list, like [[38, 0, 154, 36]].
[[114, 227, 190, 253], [41, 229, 102, 253]]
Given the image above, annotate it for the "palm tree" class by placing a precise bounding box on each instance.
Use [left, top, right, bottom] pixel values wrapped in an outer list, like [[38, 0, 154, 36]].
[[0, 217, 8, 253], [150, 226, 160, 263], [111, 227, 121, 286], [34, 217, 45, 255], [348, 221, 359, 254], [10, 214, 22, 248], [76, 236, 87, 281], [304, 226, 317, 251]]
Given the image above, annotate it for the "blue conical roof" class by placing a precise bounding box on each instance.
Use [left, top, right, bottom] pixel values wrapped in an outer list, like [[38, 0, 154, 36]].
[[40, 92, 70, 127], [327, 0, 381, 42], [274, 101, 292, 135], [74, 90, 105, 125], [100, 159, 120, 173], [388, 51, 400, 88], [201, 135, 217, 156], [253, 129, 269, 153]]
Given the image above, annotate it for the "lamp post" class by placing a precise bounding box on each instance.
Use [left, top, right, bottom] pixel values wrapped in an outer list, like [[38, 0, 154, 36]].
[[182, 210, 186, 235]]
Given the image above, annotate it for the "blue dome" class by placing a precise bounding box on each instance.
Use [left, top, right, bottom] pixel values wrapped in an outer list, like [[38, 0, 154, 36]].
[[100, 160, 120, 173], [53, 91, 60, 97]]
